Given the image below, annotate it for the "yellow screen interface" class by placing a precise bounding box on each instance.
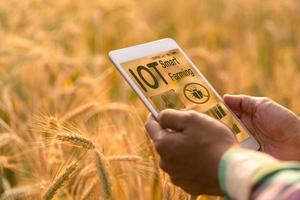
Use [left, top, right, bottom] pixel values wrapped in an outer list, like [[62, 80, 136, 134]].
[[121, 49, 249, 142]]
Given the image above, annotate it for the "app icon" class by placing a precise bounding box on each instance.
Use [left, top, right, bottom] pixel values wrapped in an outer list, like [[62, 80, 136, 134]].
[[150, 89, 185, 111], [183, 83, 210, 104]]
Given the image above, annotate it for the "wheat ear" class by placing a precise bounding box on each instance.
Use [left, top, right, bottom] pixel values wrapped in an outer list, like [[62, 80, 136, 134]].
[[44, 162, 78, 200], [56, 132, 95, 149], [94, 150, 112, 200]]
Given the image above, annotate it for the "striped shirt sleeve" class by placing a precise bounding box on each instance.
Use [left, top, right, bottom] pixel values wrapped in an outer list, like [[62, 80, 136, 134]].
[[219, 148, 300, 200]]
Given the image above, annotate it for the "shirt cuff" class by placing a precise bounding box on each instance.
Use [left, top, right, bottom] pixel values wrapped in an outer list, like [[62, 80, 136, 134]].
[[219, 147, 279, 200]]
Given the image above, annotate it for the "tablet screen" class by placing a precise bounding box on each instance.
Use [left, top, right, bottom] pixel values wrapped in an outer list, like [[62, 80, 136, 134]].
[[121, 49, 249, 142]]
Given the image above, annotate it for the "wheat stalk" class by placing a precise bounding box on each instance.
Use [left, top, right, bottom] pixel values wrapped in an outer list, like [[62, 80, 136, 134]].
[[94, 150, 112, 200], [107, 155, 141, 163], [0, 186, 30, 200], [62, 102, 95, 122], [56, 132, 95, 149], [80, 178, 98, 200], [44, 162, 78, 200]]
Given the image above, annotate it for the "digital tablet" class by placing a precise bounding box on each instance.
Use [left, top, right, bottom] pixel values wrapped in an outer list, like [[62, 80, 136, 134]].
[[109, 38, 260, 149]]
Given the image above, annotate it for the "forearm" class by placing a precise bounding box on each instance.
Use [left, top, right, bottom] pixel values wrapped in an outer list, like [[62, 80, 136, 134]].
[[219, 148, 300, 200]]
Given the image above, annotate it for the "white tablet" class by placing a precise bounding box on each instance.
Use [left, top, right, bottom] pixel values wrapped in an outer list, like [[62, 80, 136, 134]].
[[109, 38, 260, 149]]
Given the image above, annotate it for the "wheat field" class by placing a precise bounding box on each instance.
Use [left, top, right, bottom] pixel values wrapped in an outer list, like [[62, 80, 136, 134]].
[[0, 0, 300, 199]]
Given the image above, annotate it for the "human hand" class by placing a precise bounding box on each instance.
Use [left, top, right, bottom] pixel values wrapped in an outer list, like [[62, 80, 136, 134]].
[[224, 94, 300, 161], [145, 110, 237, 195]]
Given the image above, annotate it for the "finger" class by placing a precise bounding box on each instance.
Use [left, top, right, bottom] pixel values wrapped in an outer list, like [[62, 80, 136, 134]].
[[155, 131, 184, 160], [223, 94, 259, 114], [158, 109, 188, 131], [145, 114, 163, 141], [146, 113, 185, 157]]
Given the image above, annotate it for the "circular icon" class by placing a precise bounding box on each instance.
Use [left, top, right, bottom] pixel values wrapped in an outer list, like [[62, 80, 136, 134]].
[[183, 83, 210, 104]]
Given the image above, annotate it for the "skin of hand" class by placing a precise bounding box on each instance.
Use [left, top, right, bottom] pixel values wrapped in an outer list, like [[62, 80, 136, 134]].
[[223, 94, 300, 161], [145, 109, 237, 195]]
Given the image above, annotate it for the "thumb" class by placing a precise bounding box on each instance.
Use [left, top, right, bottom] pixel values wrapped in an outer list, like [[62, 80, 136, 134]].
[[158, 109, 188, 131], [223, 94, 260, 115]]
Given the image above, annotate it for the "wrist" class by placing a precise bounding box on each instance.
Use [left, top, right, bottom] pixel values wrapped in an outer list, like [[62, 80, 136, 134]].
[[218, 146, 241, 198], [218, 148, 279, 199]]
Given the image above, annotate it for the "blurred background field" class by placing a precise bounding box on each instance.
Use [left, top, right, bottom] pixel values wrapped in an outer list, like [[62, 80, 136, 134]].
[[0, 0, 300, 199]]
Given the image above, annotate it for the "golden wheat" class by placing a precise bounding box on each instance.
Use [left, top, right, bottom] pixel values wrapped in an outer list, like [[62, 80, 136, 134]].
[[62, 102, 96, 122], [0, 0, 299, 199], [56, 132, 95, 150], [79, 178, 98, 200], [94, 150, 112, 200], [107, 155, 141, 163], [0, 185, 38, 200], [44, 162, 78, 200]]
